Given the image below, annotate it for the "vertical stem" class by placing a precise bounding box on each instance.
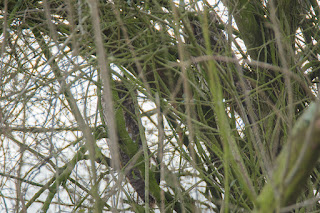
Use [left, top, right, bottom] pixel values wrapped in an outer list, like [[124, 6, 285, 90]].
[[156, 93, 165, 212], [86, 0, 120, 171]]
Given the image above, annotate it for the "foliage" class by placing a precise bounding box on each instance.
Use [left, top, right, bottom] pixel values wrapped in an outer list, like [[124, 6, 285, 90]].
[[1, 0, 320, 212]]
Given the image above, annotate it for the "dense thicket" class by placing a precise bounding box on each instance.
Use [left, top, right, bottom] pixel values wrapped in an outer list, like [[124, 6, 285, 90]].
[[1, 0, 320, 212]]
